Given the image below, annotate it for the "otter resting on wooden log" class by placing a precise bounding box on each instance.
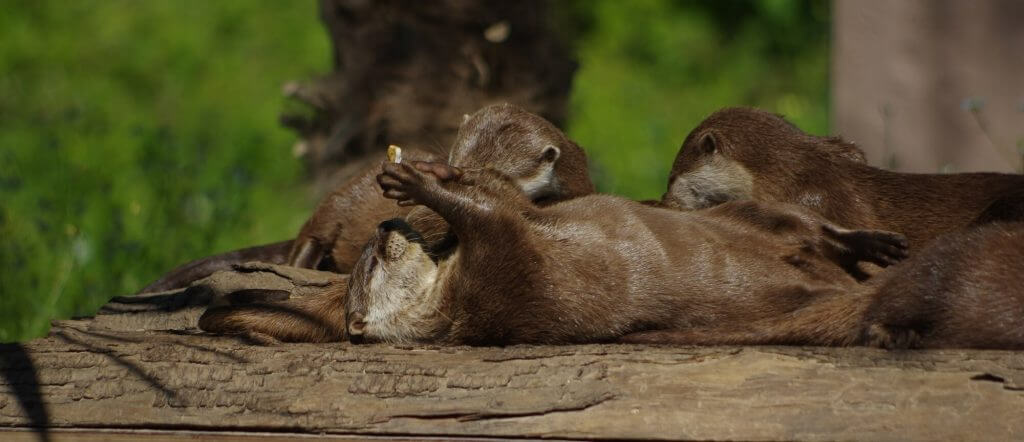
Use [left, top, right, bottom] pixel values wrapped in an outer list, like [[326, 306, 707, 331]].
[[335, 160, 908, 346], [333, 160, 1022, 349], [196, 104, 596, 342], [662, 107, 1024, 251]]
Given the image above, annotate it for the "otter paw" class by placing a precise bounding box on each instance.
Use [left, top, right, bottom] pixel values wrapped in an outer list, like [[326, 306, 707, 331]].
[[825, 226, 909, 267], [413, 161, 463, 182], [378, 161, 432, 206], [861, 323, 922, 350]]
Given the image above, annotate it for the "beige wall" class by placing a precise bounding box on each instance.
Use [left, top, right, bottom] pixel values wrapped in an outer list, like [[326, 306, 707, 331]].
[[832, 0, 1024, 173]]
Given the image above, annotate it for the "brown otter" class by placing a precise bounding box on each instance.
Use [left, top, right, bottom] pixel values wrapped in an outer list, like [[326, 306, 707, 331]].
[[199, 277, 351, 343], [859, 222, 1024, 349], [662, 107, 1024, 250], [620, 222, 1024, 350], [341, 160, 908, 346], [288, 103, 593, 272], [140, 104, 594, 294], [196, 105, 595, 342]]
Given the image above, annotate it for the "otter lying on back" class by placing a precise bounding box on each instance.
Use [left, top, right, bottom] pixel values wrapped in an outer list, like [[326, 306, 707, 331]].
[[197, 105, 595, 342], [662, 107, 1024, 250], [343, 161, 908, 345]]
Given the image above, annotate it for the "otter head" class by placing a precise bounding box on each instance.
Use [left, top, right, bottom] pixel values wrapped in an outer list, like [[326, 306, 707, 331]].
[[345, 219, 448, 344], [662, 129, 755, 210], [662, 107, 867, 210], [449, 103, 594, 204]]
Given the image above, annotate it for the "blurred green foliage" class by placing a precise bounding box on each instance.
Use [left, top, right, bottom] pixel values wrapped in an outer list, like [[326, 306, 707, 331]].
[[0, 0, 830, 342], [565, 0, 831, 198], [0, 1, 329, 341]]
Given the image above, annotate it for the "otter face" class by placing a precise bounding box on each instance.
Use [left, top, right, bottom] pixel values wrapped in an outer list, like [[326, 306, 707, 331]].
[[663, 131, 754, 210], [450, 104, 564, 201], [345, 219, 445, 344]]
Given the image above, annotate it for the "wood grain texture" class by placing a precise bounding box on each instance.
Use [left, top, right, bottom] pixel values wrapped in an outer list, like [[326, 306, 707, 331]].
[[3, 323, 1024, 441]]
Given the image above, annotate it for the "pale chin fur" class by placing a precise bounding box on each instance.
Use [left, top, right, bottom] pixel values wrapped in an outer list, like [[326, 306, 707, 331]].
[[517, 162, 557, 200], [362, 243, 444, 344], [668, 157, 754, 210]]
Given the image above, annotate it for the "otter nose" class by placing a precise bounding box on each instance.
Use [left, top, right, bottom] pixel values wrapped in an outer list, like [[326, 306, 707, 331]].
[[348, 312, 366, 340]]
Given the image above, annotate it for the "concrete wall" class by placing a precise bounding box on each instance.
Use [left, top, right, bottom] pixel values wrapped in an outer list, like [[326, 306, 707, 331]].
[[832, 0, 1024, 173]]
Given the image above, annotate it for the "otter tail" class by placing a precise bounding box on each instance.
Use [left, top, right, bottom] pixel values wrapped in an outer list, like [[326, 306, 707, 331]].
[[197, 281, 348, 343], [137, 240, 294, 294]]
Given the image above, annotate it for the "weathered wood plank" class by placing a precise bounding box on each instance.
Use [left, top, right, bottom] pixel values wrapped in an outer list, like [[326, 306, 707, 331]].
[[0, 428, 469, 441], [2, 322, 1023, 441]]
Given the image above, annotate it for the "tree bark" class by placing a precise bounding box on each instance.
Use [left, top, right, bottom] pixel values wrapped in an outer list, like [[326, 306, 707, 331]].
[[282, 0, 577, 192], [2, 263, 1024, 441]]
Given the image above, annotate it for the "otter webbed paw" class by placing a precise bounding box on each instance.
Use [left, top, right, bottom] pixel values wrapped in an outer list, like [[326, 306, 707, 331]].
[[378, 161, 463, 207], [823, 225, 909, 267]]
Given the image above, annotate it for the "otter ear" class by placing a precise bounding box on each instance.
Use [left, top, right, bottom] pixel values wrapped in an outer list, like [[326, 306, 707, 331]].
[[698, 132, 719, 155], [541, 145, 561, 163], [462, 114, 471, 124]]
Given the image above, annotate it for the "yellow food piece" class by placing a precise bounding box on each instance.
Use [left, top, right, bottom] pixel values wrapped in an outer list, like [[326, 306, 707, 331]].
[[387, 145, 402, 163]]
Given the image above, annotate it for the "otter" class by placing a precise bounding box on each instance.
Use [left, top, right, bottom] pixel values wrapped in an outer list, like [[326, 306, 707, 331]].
[[199, 277, 351, 343], [341, 160, 908, 346], [620, 222, 1024, 350], [140, 104, 594, 293], [859, 222, 1024, 349], [662, 107, 1024, 250], [288, 103, 593, 272], [196, 105, 595, 342]]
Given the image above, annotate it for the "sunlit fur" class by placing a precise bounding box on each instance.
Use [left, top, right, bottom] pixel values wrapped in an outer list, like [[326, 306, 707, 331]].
[[664, 154, 754, 210], [347, 228, 449, 344]]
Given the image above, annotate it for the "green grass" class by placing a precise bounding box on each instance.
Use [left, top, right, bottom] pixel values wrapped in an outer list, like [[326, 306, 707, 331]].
[[0, 1, 329, 341], [0, 0, 831, 342]]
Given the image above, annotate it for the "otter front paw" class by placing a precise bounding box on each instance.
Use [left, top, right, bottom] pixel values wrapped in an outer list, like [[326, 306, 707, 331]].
[[824, 225, 909, 267], [377, 161, 463, 207]]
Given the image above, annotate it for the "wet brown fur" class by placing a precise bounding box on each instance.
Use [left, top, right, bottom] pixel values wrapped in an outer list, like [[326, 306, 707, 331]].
[[663, 107, 1024, 250]]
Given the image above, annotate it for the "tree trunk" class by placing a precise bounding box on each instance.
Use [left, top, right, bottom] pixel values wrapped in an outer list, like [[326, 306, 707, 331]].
[[282, 0, 577, 192]]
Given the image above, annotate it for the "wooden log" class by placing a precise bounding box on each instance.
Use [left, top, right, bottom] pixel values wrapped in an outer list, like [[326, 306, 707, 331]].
[[2, 323, 1023, 440], [4, 264, 1023, 440]]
